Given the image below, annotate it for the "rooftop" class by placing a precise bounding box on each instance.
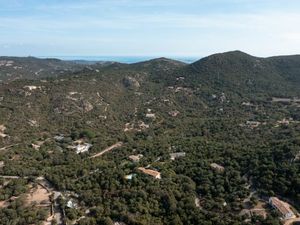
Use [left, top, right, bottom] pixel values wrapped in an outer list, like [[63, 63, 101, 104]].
[[138, 167, 161, 179], [129, 154, 143, 162], [269, 197, 295, 217]]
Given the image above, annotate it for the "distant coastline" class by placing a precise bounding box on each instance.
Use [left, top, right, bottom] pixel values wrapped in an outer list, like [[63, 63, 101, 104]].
[[37, 56, 199, 64]]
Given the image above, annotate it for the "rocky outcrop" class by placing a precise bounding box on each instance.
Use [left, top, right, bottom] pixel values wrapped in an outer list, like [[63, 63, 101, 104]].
[[81, 100, 94, 112], [122, 76, 140, 89]]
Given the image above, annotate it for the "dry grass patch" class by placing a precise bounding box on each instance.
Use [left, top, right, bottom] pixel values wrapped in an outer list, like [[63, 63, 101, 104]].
[[26, 184, 51, 206]]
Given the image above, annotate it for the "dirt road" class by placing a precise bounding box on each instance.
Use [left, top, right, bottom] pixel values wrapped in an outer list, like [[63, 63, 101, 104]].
[[284, 217, 300, 225], [89, 142, 123, 158]]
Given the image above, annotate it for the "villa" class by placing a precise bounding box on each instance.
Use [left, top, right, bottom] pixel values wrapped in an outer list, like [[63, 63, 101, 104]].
[[170, 152, 186, 160], [269, 197, 295, 220], [129, 154, 143, 162], [138, 167, 161, 179]]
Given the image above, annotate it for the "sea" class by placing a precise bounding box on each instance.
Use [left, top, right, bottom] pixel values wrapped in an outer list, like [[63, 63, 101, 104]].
[[38, 56, 199, 64]]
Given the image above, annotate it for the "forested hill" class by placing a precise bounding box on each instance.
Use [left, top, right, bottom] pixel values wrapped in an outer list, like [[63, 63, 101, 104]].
[[0, 51, 300, 225], [0, 56, 113, 82], [188, 51, 300, 96]]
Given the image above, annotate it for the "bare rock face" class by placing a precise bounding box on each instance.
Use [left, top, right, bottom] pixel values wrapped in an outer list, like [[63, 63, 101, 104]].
[[0, 125, 7, 138], [82, 100, 94, 112], [122, 76, 140, 89]]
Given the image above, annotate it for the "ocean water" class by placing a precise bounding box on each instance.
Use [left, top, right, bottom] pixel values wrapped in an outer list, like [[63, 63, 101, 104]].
[[39, 56, 199, 64]]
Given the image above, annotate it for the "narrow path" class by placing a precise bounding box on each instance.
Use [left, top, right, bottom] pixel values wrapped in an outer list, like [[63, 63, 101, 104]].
[[243, 191, 257, 203], [0, 175, 22, 179], [0, 144, 19, 151], [89, 142, 123, 158]]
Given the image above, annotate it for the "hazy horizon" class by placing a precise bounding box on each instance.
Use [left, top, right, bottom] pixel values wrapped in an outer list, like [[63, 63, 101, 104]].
[[37, 55, 199, 63], [1, 0, 300, 57], [0, 55, 199, 64]]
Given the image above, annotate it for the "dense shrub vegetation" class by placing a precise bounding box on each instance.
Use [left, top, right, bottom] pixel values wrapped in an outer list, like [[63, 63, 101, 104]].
[[0, 51, 299, 224]]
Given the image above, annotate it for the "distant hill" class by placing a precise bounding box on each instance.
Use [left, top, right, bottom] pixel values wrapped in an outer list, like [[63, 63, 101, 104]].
[[0, 56, 117, 82], [2, 50, 300, 95]]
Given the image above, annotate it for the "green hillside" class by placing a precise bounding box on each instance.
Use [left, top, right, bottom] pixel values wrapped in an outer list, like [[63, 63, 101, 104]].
[[0, 51, 299, 225]]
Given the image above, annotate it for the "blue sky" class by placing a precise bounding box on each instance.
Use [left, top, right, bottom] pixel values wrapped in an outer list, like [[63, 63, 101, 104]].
[[1, 0, 300, 57]]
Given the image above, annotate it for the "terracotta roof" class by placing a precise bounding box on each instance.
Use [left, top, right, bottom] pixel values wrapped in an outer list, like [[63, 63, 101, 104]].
[[138, 167, 161, 179], [129, 154, 143, 162], [269, 197, 294, 216]]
